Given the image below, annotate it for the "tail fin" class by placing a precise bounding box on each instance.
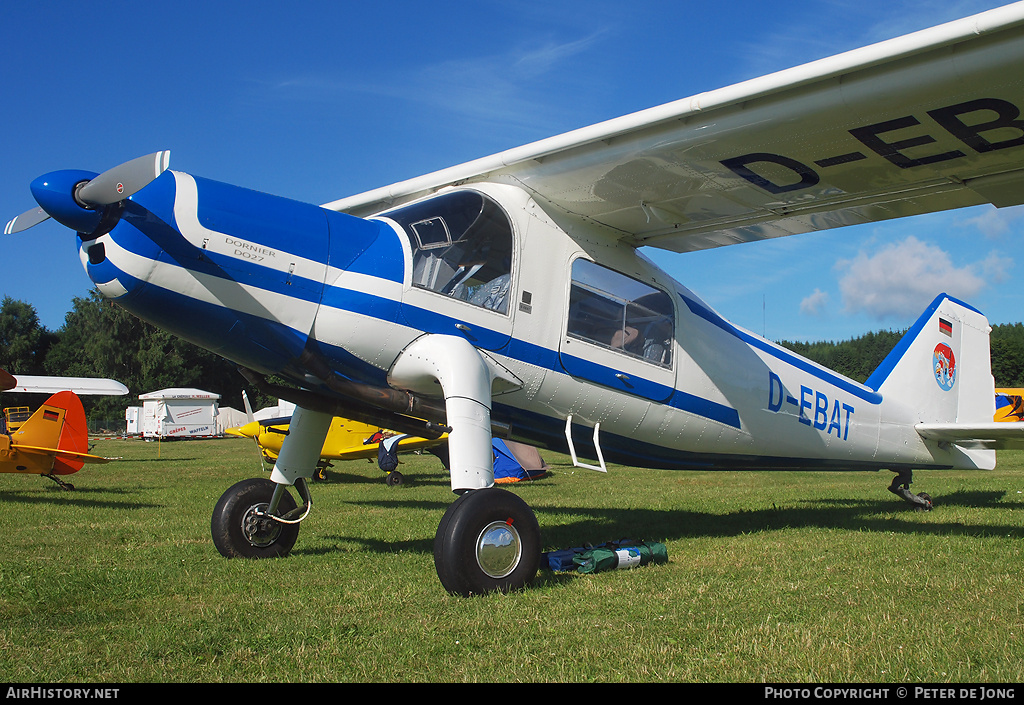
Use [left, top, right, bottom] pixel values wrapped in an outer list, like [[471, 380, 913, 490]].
[[12, 391, 94, 475], [866, 293, 995, 425]]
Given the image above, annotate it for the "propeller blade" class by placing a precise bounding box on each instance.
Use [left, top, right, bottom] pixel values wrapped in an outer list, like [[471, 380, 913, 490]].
[[75, 150, 170, 206], [4, 207, 50, 234], [242, 390, 255, 424]]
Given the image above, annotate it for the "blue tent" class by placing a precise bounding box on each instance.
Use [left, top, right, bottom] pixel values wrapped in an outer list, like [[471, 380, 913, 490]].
[[493, 438, 548, 483]]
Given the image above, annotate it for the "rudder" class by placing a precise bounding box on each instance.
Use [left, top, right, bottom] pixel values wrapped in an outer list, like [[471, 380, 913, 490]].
[[12, 391, 91, 475]]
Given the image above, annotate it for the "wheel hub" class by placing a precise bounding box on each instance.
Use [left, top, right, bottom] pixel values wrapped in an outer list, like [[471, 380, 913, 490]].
[[475, 520, 522, 578], [241, 503, 284, 547]]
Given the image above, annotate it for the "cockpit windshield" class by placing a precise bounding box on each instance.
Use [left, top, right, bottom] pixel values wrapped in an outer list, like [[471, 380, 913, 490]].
[[382, 191, 514, 314]]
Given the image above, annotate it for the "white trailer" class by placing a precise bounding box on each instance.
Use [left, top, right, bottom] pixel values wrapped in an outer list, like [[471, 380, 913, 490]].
[[138, 388, 221, 439]]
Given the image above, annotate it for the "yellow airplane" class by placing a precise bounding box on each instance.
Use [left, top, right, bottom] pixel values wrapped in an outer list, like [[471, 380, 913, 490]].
[[995, 389, 1024, 423], [226, 398, 446, 485], [0, 388, 109, 490]]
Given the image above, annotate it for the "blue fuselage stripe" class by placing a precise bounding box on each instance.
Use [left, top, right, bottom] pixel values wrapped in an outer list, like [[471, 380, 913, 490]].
[[678, 291, 883, 405]]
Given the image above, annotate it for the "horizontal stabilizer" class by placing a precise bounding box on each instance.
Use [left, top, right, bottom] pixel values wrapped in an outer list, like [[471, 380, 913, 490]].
[[916, 422, 1024, 450], [14, 445, 109, 463]]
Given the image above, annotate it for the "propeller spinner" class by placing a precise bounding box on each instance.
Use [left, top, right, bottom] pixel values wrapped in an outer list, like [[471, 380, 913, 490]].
[[5, 151, 170, 235]]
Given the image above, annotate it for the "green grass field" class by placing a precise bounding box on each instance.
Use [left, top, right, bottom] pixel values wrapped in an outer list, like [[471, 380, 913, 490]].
[[1, 437, 1022, 683]]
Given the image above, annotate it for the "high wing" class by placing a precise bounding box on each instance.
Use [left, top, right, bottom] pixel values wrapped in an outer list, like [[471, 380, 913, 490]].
[[4, 373, 128, 396], [325, 3, 1024, 253], [916, 422, 1024, 450]]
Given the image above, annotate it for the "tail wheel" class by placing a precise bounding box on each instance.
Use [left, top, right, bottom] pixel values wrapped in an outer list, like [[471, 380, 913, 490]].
[[433, 487, 541, 597], [211, 478, 299, 558]]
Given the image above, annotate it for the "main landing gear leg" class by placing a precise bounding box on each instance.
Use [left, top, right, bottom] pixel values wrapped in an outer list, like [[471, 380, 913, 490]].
[[888, 469, 933, 511], [389, 334, 541, 596], [211, 405, 332, 558]]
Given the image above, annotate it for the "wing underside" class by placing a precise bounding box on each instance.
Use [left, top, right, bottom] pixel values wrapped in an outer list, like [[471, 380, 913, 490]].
[[325, 4, 1024, 253]]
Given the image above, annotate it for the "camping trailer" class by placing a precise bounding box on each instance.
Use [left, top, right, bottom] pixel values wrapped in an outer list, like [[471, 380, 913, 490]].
[[138, 388, 221, 439]]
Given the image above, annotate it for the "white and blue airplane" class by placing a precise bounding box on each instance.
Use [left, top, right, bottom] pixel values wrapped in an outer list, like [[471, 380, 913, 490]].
[[8, 4, 1024, 595]]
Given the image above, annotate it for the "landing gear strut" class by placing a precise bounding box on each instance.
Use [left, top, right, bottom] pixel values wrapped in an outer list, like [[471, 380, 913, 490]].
[[210, 335, 542, 596], [390, 334, 541, 595], [888, 469, 933, 511]]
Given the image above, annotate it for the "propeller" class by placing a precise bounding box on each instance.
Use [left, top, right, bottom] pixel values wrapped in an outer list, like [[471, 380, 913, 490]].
[[75, 151, 171, 207], [5, 150, 170, 235], [3, 207, 48, 235], [242, 390, 256, 424]]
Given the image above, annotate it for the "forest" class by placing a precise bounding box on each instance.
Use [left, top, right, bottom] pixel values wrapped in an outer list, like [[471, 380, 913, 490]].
[[1, 293, 1022, 428]]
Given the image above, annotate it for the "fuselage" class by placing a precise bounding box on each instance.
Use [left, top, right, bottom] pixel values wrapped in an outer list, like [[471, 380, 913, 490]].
[[76, 170, 973, 472]]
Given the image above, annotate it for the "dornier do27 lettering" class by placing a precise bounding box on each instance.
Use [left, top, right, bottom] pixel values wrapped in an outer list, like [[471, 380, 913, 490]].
[[225, 236, 276, 261]]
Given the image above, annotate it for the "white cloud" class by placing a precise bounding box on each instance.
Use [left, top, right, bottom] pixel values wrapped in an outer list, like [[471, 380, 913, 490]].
[[800, 288, 830, 316], [835, 236, 1010, 320], [959, 204, 1024, 239]]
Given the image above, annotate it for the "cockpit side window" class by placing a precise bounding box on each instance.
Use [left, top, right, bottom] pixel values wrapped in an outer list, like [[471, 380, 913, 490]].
[[567, 259, 674, 367], [383, 191, 514, 314]]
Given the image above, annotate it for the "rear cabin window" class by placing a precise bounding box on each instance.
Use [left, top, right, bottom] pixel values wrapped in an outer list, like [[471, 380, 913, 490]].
[[567, 259, 674, 367], [382, 191, 514, 314]]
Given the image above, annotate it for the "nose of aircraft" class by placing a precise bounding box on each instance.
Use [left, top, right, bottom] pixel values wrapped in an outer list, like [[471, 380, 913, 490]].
[[225, 420, 262, 439], [29, 169, 106, 233], [6, 151, 170, 237]]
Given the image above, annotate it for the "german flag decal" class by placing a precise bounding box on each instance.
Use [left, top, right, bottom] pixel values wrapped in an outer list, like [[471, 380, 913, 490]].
[[939, 318, 953, 336], [43, 409, 60, 422]]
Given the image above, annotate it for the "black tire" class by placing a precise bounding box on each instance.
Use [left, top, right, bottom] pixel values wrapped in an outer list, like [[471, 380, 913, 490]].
[[211, 478, 300, 558], [433, 487, 541, 596], [385, 471, 404, 487]]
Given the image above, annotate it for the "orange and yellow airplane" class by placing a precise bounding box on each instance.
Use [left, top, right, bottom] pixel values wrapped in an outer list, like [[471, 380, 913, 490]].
[[996, 389, 1024, 423], [0, 387, 109, 490], [1, 368, 125, 489]]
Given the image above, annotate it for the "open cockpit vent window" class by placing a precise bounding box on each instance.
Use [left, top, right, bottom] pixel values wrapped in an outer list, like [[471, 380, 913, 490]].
[[383, 191, 515, 315]]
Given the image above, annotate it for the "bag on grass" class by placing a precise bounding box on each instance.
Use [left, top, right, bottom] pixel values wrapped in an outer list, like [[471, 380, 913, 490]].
[[543, 539, 668, 573]]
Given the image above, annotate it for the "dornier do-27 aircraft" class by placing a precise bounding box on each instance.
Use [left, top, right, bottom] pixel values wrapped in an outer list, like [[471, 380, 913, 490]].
[[8, 4, 1024, 595]]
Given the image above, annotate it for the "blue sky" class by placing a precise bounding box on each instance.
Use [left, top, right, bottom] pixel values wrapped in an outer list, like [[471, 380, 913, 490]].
[[1, 0, 1020, 343]]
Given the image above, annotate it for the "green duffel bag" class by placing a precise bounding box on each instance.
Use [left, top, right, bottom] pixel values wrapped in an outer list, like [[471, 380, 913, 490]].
[[573, 541, 668, 574]]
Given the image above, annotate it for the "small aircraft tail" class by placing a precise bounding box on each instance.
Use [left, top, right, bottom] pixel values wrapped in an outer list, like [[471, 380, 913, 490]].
[[11, 390, 99, 475], [867, 294, 993, 424], [866, 293, 1024, 455]]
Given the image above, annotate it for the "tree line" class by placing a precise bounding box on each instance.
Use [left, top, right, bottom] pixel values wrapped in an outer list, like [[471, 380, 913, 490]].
[[777, 323, 1024, 388], [0, 293, 253, 425], [1, 293, 1022, 428]]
